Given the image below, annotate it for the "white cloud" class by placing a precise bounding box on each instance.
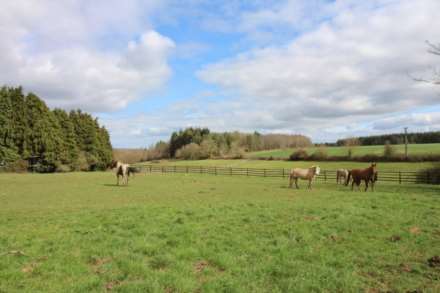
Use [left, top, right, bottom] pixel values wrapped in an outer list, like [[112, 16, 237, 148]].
[[197, 0, 440, 141], [0, 0, 174, 112], [373, 112, 440, 131]]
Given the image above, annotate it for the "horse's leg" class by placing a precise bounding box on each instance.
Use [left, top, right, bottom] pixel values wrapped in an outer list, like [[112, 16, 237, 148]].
[[351, 180, 354, 191], [289, 175, 293, 188], [295, 178, 299, 189], [364, 179, 369, 192], [308, 179, 312, 189], [116, 174, 119, 186]]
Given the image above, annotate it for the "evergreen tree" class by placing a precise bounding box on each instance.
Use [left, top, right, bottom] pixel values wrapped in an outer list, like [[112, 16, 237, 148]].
[[9, 87, 28, 157], [25, 93, 64, 171], [53, 108, 79, 167], [0, 87, 20, 163]]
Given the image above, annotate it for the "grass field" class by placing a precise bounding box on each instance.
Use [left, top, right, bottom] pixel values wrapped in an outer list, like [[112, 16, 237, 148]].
[[143, 159, 437, 172], [1, 172, 440, 292], [247, 143, 440, 159]]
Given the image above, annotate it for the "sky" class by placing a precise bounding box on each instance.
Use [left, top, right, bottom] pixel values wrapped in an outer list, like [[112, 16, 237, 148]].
[[1, 0, 440, 148]]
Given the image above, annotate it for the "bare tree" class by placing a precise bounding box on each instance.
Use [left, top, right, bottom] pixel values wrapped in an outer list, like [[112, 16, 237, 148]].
[[413, 41, 440, 85]]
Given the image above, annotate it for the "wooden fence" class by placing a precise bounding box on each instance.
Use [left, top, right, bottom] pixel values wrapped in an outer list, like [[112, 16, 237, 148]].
[[138, 165, 439, 185]]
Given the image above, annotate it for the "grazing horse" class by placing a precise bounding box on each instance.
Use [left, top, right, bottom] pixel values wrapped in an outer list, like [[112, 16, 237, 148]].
[[289, 166, 320, 189], [336, 169, 349, 184], [345, 163, 377, 191], [109, 160, 130, 186]]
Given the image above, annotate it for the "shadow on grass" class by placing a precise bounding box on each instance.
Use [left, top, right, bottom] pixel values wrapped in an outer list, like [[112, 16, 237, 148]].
[[103, 184, 130, 187]]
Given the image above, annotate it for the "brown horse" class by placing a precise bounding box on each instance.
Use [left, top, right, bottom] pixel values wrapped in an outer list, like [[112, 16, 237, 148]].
[[289, 166, 320, 189], [345, 163, 377, 191]]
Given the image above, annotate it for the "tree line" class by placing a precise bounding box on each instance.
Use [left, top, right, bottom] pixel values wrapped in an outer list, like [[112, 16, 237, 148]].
[[137, 127, 312, 161], [336, 131, 440, 146], [0, 86, 112, 172]]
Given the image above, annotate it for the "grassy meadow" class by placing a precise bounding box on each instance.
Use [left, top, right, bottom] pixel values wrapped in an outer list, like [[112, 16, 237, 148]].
[[142, 159, 437, 172], [1, 171, 440, 292], [247, 143, 440, 159]]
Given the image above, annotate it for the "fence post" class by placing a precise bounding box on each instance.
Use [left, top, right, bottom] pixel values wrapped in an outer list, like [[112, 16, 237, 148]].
[[427, 171, 430, 184], [399, 171, 401, 184], [161, 166, 164, 173], [200, 166, 202, 174], [215, 167, 217, 175], [264, 169, 266, 177], [230, 167, 232, 176], [282, 168, 285, 178], [247, 168, 249, 176], [324, 170, 327, 182], [149, 165, 152, 173]]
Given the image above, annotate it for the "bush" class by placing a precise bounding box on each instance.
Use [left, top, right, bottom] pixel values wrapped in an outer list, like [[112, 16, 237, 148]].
[[200, 139, 219, 158], [310, 146, 328, 160], [175, 143, 207, 160], [2, 160, 29, 172], [416, 165, 440, 184], [73, 152, 90, 171], [289, 149, 309, 160], [384, 141, 397, 158], [56, 164, 72, 173]]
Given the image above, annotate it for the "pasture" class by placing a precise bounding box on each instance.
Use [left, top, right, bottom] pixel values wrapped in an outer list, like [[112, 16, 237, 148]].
[[1, 171, 440, 292], [247, 143, 440, 159], [143, 159, 437, 172]]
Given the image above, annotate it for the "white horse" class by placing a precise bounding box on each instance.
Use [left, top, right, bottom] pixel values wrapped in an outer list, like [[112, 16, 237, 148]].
[[110, 160, 130, 186], [289, 166, 320, 189], [336, 169, 349, 185]]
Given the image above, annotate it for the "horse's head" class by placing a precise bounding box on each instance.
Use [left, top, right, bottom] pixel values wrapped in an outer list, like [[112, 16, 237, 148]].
[[108, 160, 118, 169], [312, 166, 320, 175]]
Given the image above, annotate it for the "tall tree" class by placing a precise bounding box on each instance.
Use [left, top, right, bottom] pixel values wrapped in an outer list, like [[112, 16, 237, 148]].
[[53, 108, 79, 167], [25, 93, 64, 171]]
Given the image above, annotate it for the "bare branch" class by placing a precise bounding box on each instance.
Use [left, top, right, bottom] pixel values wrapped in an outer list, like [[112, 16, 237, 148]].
[[426, 40, 440, 56]]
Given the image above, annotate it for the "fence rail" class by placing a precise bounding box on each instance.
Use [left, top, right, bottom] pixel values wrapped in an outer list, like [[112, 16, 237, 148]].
[[137, 165, 439, 185]]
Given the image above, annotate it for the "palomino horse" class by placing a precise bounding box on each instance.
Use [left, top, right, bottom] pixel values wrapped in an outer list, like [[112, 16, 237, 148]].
[[336, 169, 349, 184], [345, 163, 377, 191], [109, 160, 130, 186], [289, 166, 320, 189]]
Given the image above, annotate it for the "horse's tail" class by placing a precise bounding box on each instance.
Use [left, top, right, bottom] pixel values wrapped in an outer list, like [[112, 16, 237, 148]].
[[345, 171, 351, 186], [288, 170, 294, 187], [128, 166, 140, 177]]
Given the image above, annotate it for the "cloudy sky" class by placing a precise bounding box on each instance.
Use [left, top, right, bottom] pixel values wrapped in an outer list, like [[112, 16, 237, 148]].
[[1, 0, 439, 147]]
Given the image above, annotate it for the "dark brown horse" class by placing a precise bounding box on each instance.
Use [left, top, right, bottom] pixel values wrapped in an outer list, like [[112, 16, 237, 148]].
[[345, 163, 377, 191]]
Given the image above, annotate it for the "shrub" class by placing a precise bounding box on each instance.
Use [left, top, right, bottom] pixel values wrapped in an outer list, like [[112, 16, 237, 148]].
[[3, 160, 29, 172], [289, 149, 309, 160], [416, 165, 440, 184], [310, 146, 328, 160], [384, 141, 397, 158], [175, 143, 207, 160], [56, 164, 71, 173], [73, 152, 90, 171], [200, 139, 219, 158]]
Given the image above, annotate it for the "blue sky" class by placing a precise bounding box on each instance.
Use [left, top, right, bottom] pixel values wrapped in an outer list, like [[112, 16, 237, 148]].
[[1, 0, 440, 147]]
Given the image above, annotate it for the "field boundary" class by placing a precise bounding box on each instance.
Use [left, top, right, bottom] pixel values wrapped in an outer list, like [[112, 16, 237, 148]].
[[137, 164, 438, 185]]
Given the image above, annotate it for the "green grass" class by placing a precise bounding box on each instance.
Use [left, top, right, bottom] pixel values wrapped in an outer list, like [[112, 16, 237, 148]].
[[145, 159, 437, 172], [1, 172, 440, 292], [247, 143, 440, 159]]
